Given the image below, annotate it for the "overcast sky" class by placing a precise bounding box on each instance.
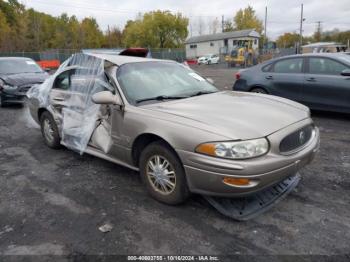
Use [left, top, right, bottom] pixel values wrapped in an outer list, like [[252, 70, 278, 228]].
[[23, 0, 350, 40]]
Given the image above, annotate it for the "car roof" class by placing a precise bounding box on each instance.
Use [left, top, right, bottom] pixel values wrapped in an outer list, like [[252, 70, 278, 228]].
[[267, 53, 350, 64], [0, 57, 34, 61], [84, 53, 174, 66]]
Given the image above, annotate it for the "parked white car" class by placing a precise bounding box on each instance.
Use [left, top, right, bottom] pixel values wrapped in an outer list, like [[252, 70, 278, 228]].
[[197, 54, 220, 65]]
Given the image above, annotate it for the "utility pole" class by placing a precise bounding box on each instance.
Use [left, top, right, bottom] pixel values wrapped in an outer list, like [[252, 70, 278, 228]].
[[107, 25, 111, 48], [222, 15, 224, 32], [299, 3, 304, 54], [264, 6, 267, 50], [315, 21, 322, 42]]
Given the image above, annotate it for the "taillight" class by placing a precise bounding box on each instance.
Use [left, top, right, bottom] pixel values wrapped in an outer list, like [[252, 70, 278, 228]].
[[235, 72, 240, 80]]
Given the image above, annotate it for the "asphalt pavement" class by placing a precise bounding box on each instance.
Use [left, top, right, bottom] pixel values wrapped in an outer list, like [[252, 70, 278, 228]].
[[0, 65, 349, 259]]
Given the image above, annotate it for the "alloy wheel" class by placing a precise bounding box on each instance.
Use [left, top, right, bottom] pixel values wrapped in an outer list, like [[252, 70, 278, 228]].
[[43, 118, 55, 143], [146, 155, 176, 195]]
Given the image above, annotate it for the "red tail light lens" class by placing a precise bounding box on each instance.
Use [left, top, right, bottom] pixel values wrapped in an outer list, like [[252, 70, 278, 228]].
[[235, 72, 240, 80]]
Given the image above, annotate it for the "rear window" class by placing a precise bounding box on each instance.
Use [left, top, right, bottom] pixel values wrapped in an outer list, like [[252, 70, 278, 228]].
[[0, 59, 43, 74], [273, 58, 303, 74]]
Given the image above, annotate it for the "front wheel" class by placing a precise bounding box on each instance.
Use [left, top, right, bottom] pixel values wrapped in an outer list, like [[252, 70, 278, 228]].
[[251, 87, 268, 94], [139, 141, 189, 205], [40, 111, 61, 149]]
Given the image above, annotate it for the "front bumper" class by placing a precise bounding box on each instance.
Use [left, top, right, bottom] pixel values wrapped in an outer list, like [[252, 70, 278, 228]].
[[177, 118, 320, 197], [1, 87, 29, 104]]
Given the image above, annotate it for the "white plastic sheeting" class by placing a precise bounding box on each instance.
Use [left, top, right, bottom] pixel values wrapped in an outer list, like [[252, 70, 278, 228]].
[[27, 59, 70, 108], [27, 53, 111, 154]]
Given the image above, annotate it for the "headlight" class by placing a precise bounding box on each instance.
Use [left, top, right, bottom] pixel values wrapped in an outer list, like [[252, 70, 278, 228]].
[[195, 138, 269, 159], [0, 79, 16, 90]]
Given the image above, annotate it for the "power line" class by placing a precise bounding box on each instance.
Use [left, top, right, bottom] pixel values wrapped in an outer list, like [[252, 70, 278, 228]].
[[28, 0, 221, 18]]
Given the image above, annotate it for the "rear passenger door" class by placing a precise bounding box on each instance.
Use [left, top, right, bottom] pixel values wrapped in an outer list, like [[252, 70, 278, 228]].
[[302, 56, 350, 111], [50, 69, 74, 116], [267, 57, 305, 102]]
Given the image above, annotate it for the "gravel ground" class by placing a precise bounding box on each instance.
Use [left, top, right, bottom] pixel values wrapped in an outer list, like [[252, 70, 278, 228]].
[[0, 66, 349, 260]]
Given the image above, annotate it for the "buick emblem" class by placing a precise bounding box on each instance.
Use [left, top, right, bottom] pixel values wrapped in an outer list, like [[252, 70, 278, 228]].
[[299, 130, 306, 144]]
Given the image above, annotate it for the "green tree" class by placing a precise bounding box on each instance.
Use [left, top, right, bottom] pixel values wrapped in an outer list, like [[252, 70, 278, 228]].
[[80, 17, 104, 48], [123, 10, 188, 48], [0, 10, 11, 50], [223, 20, 234, 32], [234, 5, 263, 34], [104, 26, 123, 48], [276, 32, 300, 48]]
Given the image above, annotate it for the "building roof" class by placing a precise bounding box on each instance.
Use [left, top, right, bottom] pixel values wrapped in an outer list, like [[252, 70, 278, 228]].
[[302, 42, 347, 48], [185, 29, 260, 44]]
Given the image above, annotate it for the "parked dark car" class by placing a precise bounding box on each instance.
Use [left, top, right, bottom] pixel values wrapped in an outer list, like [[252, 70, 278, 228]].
[[0, 57, 48, 107], [233, 53, 350, 113]]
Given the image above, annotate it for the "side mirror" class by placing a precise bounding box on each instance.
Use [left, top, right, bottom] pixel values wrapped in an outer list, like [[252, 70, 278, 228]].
[[44, 68, 51, 73], [92, 91, 121, 105], [341, 69, 350, 76], [206, 78, 215, 84]]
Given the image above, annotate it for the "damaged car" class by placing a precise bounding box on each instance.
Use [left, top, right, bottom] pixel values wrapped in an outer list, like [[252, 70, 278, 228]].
[[27, 53, 320, 212], [0, 57, 48, 107]]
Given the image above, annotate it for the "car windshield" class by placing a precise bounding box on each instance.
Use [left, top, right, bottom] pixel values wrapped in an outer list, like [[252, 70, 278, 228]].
[[117, 62, 218, 104], [0, 59, 43, 74]]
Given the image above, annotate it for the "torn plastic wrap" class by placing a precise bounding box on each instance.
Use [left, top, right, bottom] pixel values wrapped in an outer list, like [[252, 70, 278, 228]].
[[27, 59, 70, 108], [27, 53, 111, 154], [60, 54, 110, 154]]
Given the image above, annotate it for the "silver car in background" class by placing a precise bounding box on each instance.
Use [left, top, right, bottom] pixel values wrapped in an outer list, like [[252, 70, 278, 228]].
[[28, 53, 320, 205]]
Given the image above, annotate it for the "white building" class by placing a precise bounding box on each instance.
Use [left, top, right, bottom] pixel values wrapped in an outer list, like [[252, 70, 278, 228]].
[[185, 29, 260, 59]]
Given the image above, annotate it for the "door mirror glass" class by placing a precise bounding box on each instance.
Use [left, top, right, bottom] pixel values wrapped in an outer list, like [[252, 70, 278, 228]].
[[341, 69, 350, 76], [92, 91, 121, 105]]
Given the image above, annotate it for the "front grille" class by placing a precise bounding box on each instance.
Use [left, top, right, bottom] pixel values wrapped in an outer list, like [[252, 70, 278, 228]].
[[280, 125, 314, 153]]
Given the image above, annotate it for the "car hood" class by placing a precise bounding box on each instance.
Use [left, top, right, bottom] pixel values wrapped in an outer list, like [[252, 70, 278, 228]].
[[0, 72, 48, 87], [145, 91, 310, 140]]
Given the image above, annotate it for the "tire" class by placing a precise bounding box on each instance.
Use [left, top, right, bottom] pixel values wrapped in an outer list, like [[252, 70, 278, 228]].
[[251, 87, 268, 94], [40, 111, 61, 149], [139, 141, 189, 205], [0, 95, 5, 107]]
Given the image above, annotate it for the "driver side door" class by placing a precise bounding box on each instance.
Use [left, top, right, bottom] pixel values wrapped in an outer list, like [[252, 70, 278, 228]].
[[266, 57, 305, 102]]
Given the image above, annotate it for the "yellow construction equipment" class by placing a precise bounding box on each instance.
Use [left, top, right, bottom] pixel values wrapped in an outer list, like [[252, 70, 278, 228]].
[[225, 39, 256, 67]]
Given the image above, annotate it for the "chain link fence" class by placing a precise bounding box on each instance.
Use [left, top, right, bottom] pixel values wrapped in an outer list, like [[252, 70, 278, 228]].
[[0, 48, 186, 63]]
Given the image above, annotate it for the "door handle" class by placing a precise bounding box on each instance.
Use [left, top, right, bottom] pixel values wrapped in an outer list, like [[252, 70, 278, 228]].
[[306, 77, 316, 82], [265, 75, 273, 80]]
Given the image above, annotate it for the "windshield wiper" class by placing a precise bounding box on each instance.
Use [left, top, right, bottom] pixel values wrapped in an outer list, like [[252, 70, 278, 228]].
[[189, 91, 217, 97], [136, 95, 188, 104]]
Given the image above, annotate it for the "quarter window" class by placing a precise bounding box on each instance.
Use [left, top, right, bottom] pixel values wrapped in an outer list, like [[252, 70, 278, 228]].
[[273, 58, 303, 74], [309, 58, 348, 75]]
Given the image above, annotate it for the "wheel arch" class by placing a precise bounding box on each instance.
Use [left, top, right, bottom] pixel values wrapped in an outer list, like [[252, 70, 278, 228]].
[[38, 108, 48, 121], [249, 85, 269, 94], [131, 133, 181, 168]]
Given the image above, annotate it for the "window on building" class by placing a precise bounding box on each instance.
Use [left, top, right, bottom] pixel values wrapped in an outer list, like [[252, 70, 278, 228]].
[[254, 39, 257, 45], [190, 44, 197, 49], [210, 42, 214, 47]]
